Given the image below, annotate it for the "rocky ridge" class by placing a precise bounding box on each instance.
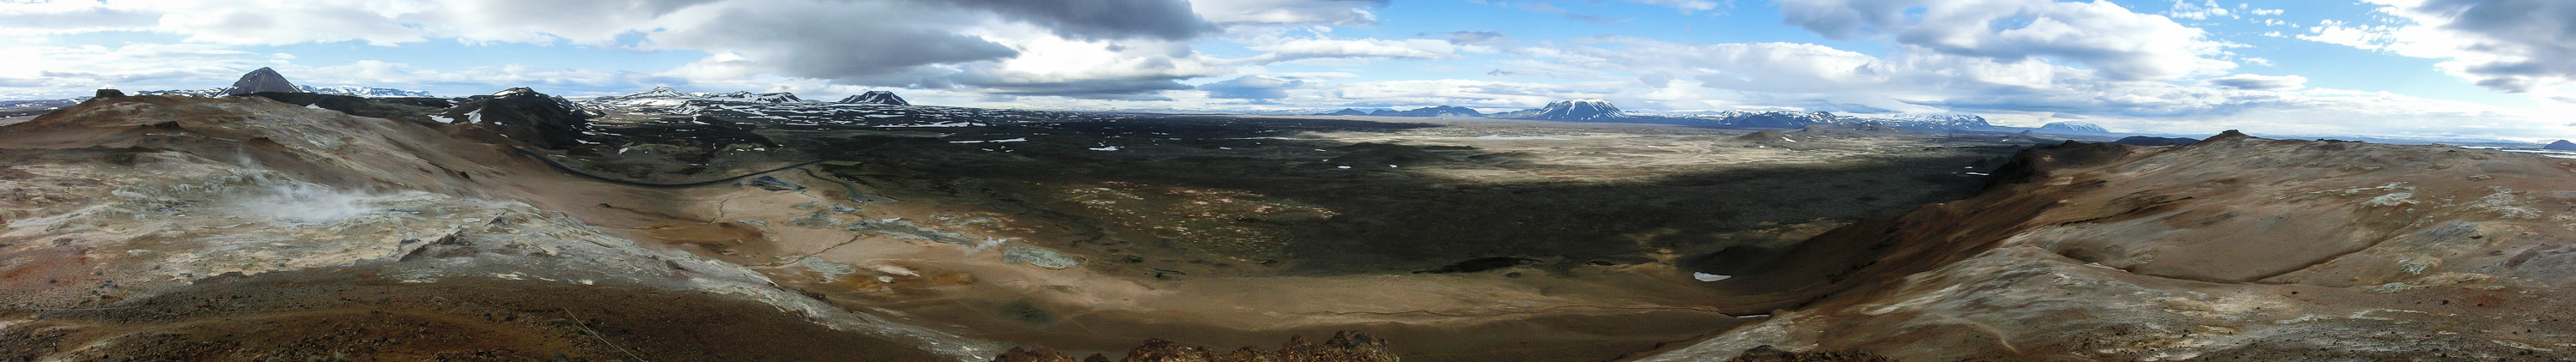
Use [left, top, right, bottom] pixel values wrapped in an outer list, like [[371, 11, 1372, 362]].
[[1645, 130, 2576, 360], [840, 90, 910, 106]]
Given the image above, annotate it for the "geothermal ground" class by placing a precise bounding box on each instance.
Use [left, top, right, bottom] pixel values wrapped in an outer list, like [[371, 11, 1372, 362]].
[[9, 91, 2575, 361]]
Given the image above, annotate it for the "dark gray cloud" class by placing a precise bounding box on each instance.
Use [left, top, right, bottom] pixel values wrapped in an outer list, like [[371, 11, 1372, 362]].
[[649, 3, 1019, 81], [920, 0, 1216, 40], [1198, 75, 1305, 101], [2204, 74, 2306, 91], [2409, 0, 2576, 93], [952, 74, 1194, 100]]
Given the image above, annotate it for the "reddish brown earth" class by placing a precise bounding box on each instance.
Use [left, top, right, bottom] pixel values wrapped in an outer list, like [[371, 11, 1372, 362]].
[[22, 91, 2570, 361]]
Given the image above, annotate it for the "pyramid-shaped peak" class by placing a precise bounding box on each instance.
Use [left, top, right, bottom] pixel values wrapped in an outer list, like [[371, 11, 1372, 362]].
[[2545, 140, 2576, 151], [222, 67, 301, 96]]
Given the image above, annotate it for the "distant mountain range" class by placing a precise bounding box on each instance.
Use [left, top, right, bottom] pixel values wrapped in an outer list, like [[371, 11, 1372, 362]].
[[2038, 122, 2109, 134], [591, 87, 913, 108], [1316, 106, 1481, 118], [140, 85, 434, 98], [1492, 99, 1623, 121]]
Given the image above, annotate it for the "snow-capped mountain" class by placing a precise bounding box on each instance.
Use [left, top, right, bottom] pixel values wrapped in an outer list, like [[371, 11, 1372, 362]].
[[590, 87, 812, 108], [299, 85, 434, 98], [1499, 99, 1623, 120], [137, 68, 430, 99], [838, 91, 908, 106], [1880, 112, 1992, 129], [1692, 111, 1855, 129], [2037, 122, 2108, 134]]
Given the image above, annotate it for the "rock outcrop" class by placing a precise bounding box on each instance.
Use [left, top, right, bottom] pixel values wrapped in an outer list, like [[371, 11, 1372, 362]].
[[1643, 131, 2576, 360], [439, 87, 595, 149], [2111, 136, 2199, 146]]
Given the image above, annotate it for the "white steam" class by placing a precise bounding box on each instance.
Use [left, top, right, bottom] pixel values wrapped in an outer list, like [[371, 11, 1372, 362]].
[[236, 182, 380, 223]]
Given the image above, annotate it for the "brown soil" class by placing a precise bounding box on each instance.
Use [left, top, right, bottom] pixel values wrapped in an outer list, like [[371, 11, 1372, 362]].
[[0, 269, 945, 361]]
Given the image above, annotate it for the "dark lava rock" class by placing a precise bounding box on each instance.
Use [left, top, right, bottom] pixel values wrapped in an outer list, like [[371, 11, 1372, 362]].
[[250, 93, 454, 124], [1413, 256, 1534, 274], [441, 87, 594, 149], [2545, 140, 2576, 151], [222, 67, 301, 96], [989, 347, 1103, 362], [993, 331, 1397, 362], [1727, 345, 1896, 362], [743, 176, 805, 191], [2112, 136, 2199, 146], [1322, 143, 1455, 168], [95, 89, 125, 98], [1737, 130, 1791, 142], [838, 91, 909, 106]]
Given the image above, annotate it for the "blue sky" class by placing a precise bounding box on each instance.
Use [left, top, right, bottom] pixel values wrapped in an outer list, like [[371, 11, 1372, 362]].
[[3, 0, 2573, 139]]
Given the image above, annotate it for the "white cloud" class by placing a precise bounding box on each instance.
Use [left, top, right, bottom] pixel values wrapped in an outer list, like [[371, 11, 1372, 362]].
[[2295, 0, 2576, 94], [1777, 0, 2238, 81], [0, 0, 1332, 100], [1188, 0, 1383, 25], [1221, 38, 1461, 64], [2166, 0, 2232, 20]]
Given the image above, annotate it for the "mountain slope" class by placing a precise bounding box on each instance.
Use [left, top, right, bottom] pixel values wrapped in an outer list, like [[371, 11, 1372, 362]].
[[839, 91, 909, 106], [1372, 106, 1482, 118], [1498, 99, 1623, 120], [0, 93, 987, 360], [1650, 132, 2576, 360]]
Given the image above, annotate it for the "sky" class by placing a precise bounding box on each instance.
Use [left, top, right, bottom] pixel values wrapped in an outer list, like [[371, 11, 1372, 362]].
[[2, 0, 2573, 140]]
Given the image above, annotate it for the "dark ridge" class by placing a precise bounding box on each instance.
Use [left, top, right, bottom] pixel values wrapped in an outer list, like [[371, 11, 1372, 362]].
[[1413, 256, 1536, 274]]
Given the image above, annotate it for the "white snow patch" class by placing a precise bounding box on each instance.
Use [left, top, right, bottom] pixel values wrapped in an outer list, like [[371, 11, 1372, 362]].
[[1692, 272, 1731, 281], [1090, 146, 1121, 151]]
